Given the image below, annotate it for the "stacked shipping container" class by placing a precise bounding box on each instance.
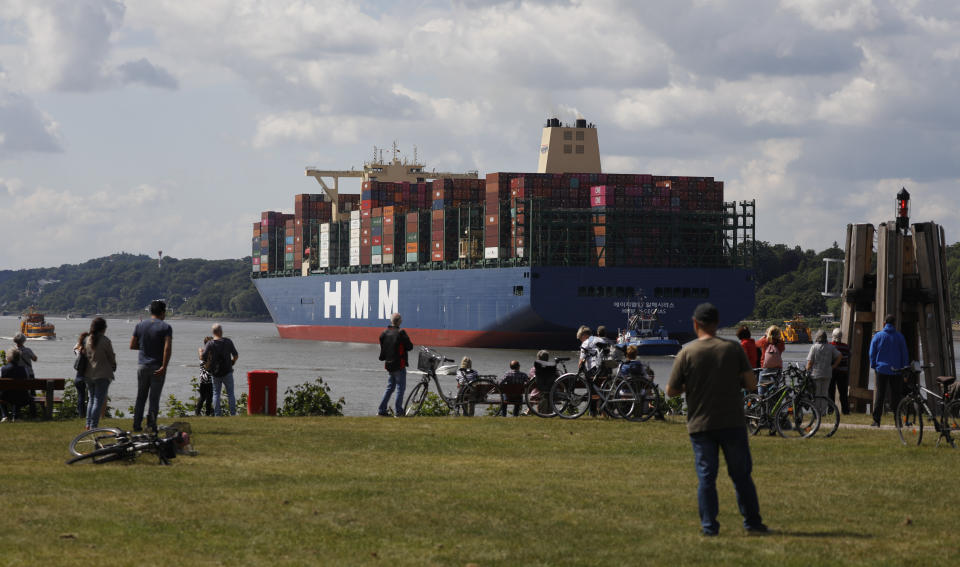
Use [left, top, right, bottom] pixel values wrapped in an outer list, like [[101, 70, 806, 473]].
[[254, 172, 728, 272]]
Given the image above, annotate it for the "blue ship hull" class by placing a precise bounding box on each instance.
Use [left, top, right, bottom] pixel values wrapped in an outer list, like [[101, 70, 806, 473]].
[[253, 266, 755, 349]]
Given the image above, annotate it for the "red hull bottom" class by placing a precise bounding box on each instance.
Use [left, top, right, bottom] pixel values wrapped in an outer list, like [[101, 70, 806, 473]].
[[277, 325, 568, 349]]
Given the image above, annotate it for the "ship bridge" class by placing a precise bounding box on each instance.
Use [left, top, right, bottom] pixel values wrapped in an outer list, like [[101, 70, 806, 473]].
[[306, 142, 478, 220]]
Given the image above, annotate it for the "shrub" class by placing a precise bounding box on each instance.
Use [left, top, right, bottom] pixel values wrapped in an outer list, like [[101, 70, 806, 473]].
[[278, 378, 344, 417], [417, 392, 451, 416]]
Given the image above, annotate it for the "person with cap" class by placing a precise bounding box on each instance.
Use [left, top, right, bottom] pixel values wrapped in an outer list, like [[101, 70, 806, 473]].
[[806, 330, 841, 414], [666, 303, 766, 537], [377, 312, 413, 417], [829, 329, 851, 414], [869, 314, 910, 427], [130, 300, 172, 432]]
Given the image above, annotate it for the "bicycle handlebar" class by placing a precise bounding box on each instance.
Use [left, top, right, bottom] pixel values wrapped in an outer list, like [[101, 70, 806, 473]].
[[443, 357, 454, 363], [555, 357, 570, 363]]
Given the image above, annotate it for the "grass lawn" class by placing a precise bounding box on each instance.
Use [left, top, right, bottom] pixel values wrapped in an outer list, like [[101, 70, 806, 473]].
[[1, 414, 958, 566]]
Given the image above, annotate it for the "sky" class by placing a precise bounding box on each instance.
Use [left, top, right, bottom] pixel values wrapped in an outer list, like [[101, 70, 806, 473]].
[[1, 0, 959, 270]]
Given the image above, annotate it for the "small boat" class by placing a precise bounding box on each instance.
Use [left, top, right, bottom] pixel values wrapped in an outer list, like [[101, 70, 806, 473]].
[[782, 316, 812, 344], [19, 307, 56, 340], [616, 309, 682, 356]]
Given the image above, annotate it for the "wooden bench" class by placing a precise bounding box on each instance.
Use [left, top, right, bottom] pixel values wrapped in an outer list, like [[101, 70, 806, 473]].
[[0, 378, 66, 420]]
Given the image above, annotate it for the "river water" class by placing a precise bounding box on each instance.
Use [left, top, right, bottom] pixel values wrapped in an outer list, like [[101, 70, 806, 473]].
[[3, 315, 955, 416]]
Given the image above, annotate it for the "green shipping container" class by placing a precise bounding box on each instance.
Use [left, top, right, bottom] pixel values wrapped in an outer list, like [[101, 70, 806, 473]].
[[406, 252, 419, 263], [406, 232, 418, 243]]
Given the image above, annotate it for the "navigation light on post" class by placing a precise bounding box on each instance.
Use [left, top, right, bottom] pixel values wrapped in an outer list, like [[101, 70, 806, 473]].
[[896, 188, 910, 233]]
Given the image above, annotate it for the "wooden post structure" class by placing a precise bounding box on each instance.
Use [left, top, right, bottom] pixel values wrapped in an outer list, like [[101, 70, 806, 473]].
[[840, 217, 955, 414], [840, 224, 876, 412]]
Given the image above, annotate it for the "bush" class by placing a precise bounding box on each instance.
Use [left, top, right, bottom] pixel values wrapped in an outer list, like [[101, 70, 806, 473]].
[[278, 378, 344, 417], [417, 392, 451, 416]]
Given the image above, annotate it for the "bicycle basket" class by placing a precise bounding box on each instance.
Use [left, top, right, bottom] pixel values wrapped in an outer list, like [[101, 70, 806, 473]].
[[417, 348, 442, 372]]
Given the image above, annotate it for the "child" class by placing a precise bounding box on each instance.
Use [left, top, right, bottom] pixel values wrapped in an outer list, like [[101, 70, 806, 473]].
[[196, 336, 214, 416]]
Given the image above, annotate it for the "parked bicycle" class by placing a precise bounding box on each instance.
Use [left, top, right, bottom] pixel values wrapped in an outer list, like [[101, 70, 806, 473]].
[[548, 347, 645, 420], [743, 365, 820, 438], [895, 362, 960, 448], [522, 356, 570, 418], [402, 347, 504, 417], [792, 365, 841, 438], [67, 422, 193, 465]]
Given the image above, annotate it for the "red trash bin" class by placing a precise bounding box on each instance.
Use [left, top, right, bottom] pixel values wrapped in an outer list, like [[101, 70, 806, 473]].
[[247, 370, 279, 416]]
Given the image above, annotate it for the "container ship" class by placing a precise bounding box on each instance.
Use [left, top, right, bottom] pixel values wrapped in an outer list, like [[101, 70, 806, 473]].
[[251, 118, 756, 349]]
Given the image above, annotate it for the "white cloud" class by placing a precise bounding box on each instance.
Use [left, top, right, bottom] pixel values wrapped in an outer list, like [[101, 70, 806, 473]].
[[815, 76, 877, 124]]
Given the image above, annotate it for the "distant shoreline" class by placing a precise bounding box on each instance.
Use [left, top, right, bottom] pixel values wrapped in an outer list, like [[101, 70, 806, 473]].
[[0, 312, 272, 323]]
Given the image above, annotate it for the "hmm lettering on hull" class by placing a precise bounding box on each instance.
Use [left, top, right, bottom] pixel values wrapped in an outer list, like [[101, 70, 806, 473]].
[[318, 279, 398, 320]]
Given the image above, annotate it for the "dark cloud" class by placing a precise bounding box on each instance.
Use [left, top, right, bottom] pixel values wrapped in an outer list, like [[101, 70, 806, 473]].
[[117, 58, 179, 89], [0, 90, 63, 158]]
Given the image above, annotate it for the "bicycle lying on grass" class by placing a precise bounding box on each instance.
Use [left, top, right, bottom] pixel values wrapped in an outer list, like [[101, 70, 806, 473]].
[[403, 347, 504, 417], [894, 362, 960, 448], [67, 422, 194, 465]]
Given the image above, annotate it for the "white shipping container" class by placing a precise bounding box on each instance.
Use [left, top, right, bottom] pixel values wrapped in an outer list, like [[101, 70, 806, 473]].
[[484, 247, 499, 259], [350, 210, 360, 221], [320, 223, 330, 233], [350, 237, 360, 247], [382, 254, 394, 264], [350, 219, 360, 230], [372, 254, 382, 265], [515, 247, 524, 258]]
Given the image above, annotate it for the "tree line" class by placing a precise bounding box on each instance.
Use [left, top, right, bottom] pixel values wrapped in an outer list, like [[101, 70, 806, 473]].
[[0, 253, 268, 319]]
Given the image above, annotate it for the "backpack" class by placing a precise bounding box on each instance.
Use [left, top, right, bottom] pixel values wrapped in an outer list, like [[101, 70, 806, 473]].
[[762, 342, 782, 369], [73, 349, 89, 375]]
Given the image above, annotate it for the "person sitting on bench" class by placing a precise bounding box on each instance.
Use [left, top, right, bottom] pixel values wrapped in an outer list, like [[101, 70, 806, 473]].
[[1, 349, 32, 422]]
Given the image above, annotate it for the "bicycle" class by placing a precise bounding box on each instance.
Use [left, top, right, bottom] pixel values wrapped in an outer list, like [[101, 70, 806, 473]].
[[402, 347, 504, 417], [522, 356, 571, 418], [67, 422, 193, 465], [894, 362, 960, 448], [548, 353, 640, 420], [743, 365, 820, 438], [792, 366, 841, 438]]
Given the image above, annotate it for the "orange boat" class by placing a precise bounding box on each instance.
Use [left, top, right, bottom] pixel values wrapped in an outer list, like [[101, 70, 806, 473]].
[[20, 308, 56, 339]]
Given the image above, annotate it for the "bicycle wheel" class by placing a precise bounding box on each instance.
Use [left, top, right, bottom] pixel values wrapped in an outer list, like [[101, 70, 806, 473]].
[[66, 442, 131, 465], [775, 398, 820, 438], [456, 378, 503, 417], [523, 378, 556, 418], [622, 379, 656, 422], [895, 397, 923, 446], [69, 427, 124, 457], [944, 400, 960, 430], [550, 373, 591, 419], [604, 377, 636, 419], [402, 382, 428, 417], [814, 396, 840, 438], [743, 394, 764, 435]]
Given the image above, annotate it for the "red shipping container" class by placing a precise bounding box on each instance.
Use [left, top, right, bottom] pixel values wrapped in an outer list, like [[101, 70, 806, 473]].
[[372, 236, 382, 246]]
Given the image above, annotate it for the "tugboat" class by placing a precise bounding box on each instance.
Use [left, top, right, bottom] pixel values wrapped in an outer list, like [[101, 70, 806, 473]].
[[616, 308, 682, 356], [781, 316, 811, 344], [19, 308, 56, 340]]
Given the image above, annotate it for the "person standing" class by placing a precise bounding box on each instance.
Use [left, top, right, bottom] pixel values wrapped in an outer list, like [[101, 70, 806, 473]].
[[73, 332, 90, 418], [736, 326, 759, 369], [130, 300, 172, 432], [666, 303, 766, 537], [756, 326, 784, 396], [84, 317, 116, 430], [200, 324, 239, 416], [195, 336, 215, 416], [869, 314, 910, 427], [805, 330, 841, 414], [12, 333, 37, 378], [829, 329, 851, 414], [377, 313, 413, 417]]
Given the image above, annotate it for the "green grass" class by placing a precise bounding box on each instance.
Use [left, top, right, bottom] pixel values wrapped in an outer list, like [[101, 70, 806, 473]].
[[1, 415, 958, 566]]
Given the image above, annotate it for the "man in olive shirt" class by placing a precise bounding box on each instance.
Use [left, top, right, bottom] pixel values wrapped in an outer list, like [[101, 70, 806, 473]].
[[666, 303, 766, 536]]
